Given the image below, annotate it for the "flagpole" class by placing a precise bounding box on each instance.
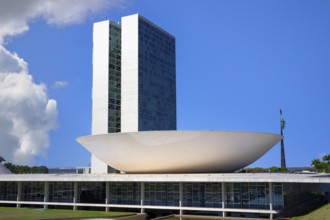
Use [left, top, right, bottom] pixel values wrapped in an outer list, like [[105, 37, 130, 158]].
[[280, 109, 286, 168]]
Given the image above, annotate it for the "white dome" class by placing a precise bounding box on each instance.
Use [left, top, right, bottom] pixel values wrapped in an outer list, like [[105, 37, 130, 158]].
[[77, 130, 282, 173]]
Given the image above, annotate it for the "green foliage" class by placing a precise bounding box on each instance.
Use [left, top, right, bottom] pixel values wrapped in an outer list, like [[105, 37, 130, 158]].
[[238, 166, 289, 173], [243, 167, 266, 173], [0, 156, 5, 164], [4, 163, 49, 174], [322, 154, 330, 164], [1, 156, 48, 174], [311, 154, 330, 173], [268, 166, 288, 173]]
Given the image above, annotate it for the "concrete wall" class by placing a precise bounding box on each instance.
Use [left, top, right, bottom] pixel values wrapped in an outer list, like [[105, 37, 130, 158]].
[[91, 20, 110, 174], [121, 14, 139, 133]]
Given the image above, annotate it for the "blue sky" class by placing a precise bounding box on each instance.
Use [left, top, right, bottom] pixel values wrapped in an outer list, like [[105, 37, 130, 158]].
[[1, 0, 330, 168]]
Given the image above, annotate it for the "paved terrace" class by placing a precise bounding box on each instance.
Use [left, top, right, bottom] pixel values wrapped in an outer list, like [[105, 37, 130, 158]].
[[0, 173, 329, 183]]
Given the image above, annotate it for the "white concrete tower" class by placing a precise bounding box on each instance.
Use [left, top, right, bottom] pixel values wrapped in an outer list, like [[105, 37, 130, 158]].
[[91, 14, 176, 173], [121, 14, 176, 132], [91, 20, 121, 173]]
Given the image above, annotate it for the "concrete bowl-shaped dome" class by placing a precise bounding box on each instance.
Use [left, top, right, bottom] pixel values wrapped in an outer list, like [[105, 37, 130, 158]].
[[77, 130, 282, 173]]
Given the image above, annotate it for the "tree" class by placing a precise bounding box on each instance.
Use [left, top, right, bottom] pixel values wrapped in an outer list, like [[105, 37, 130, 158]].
[[322, 154, 330, 172], [4, 163, 17, 173], [244, 167, 266, 173], [4, 162, 49, 174], [0, 156, 5, 164], [322, 154, 330, 164], [38, 166, 49, 174], [311, 159, 321, 170], [311, 159, 327, 172], [269, 166, 288, 173]]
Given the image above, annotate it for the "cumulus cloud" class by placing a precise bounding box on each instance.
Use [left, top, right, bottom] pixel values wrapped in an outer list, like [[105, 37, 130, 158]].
[[0, 70, 57, 164], [0, 45, 27, 73], [0, 0, 126, 44], [0, 0, 126, 164], [0, 44, 58, 164], [53, 81, 68, 89]]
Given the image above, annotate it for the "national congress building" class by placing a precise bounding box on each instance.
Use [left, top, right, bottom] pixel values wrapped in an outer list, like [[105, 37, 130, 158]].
[[0, 14, 329, 219], [85, 14, 281, 175]]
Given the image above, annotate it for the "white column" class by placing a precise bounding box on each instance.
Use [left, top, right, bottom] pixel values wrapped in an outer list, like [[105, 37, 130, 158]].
[[140, 182, 145, 213], [44, 182, 49, 209], [269, 182, 273, 219], [179, 182, 183, 215], [222, 182, 226, 217], [16, 182, 22, 208], [105, 182, 110, 212], [73, 182, 78, 210]]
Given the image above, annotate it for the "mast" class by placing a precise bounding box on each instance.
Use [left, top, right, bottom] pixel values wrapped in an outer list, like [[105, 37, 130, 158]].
[[280, 109, 286, 168]]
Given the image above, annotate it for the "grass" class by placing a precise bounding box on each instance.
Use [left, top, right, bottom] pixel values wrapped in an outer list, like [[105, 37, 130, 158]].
[[0, 207, 134, 220], [291, 203, 330, 220]]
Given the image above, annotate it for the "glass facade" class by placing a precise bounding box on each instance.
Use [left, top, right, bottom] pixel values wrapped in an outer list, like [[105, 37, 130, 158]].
[[109, 182, 140, 205], [225, 182, 283, 210], [183, 183, 222, 208], [1, 178, 327, 219], [49, 182, 74, 203], [283, 183, 315, 210], [0, 181, 285, 209], [0, 182, 17, 201], [108, 22, 121, 133], [138, 17, 176, 131], [273, 183, 284, 209], [2, 180, 311, 217], [78, 182, 105, 204], [21, 182, 44, 202], [180, 182, 283, 210], [144, 183, 180, 206]]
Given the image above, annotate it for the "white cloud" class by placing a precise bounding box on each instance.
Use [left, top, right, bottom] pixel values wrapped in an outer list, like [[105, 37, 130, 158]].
[[0, 0, 126, 44], [0, 45, 27, 73], [0, 0, 127, 164], [41, 0, 125, 25], [53, 81, 68, 89], [0, 70, 58, 165]]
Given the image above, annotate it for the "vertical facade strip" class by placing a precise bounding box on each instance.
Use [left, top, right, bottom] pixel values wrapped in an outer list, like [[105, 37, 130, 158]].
[[107, 22, 122, 133], [73, 182, 78, 210], [44, 182, 49, 209], [17, 181, 22, 208], [269, 182, 273, 219], [179, 182, 183, 215], [140, 182, 145, 213], [106, 182, 110, 212], [222, 182, 226, 217]]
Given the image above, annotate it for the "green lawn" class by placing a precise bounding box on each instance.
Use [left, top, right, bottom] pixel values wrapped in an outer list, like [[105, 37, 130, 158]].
[[291, 203, 330, 220], [0, 207, 134, 220]]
